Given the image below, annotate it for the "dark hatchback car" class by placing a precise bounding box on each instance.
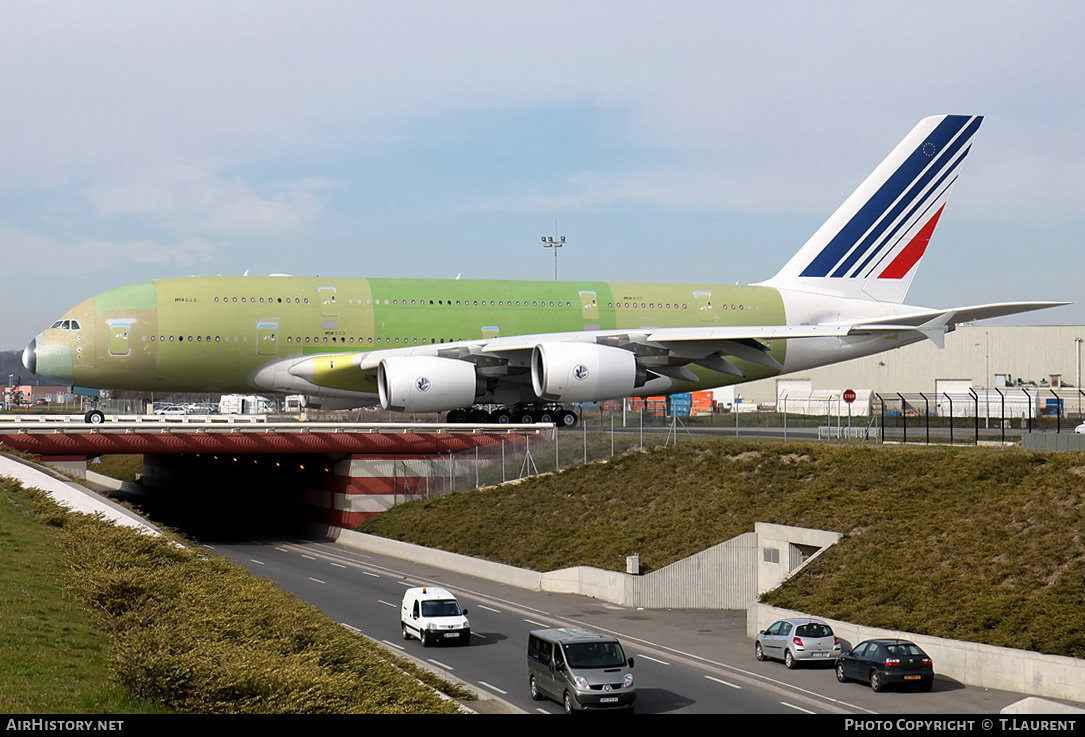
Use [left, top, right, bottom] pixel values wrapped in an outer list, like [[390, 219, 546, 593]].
[[836, 639, 934, 692]]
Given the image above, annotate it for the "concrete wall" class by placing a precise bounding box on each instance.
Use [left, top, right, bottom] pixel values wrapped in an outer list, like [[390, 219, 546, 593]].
[[750, 603, 1085, 706], [1022, 431, 1085, 451], [325, 523, 830, 610], [631, 532, 757, 609], [755, 522, 842, 595]]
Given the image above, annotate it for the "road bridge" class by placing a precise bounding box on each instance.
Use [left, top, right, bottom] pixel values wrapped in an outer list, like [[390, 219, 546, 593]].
[[0, 416, 549, 527]]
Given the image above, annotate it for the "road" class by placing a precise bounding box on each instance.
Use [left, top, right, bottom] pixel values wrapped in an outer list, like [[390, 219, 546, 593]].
[[200, 535, 1040, 715]]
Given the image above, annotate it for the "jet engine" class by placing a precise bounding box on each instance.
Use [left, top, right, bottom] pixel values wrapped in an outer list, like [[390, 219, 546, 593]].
[[531, 342, 647, 403], [377, 356, 483, 412]]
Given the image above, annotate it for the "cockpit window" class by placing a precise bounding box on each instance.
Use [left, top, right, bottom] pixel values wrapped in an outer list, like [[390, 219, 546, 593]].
[[50, 320, 81, 331]]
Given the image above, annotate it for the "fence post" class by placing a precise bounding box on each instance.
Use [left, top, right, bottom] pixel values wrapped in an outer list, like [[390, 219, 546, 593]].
[[945, 393, 954, 444], [995, 387, 1005, 444], [976, 388, 985, 447], [1052, 389, 1061, 434], [876, 393, 885, 443], [897, 393, 907, 444], [920, 393, 930, 445]]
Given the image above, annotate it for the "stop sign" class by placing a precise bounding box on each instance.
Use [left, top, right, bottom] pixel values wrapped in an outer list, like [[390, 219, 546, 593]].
[[843, 389, 856, 404]]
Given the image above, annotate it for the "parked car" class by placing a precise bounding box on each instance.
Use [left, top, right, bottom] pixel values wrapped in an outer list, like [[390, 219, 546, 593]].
[[1074, 422, 1085, 434], [835, 638, 934, 692], [755, 618, 840, 668]]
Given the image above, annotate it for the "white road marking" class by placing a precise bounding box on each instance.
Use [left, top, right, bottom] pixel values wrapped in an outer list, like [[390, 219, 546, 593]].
[[309, 577, 325, 584], [781, 702, 816, 714], [477, 681, 506, 695], [706, 675, 742, 689]]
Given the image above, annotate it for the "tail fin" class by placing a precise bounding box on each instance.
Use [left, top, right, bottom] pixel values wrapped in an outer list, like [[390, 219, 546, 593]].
[[756, 115, 983, 303]]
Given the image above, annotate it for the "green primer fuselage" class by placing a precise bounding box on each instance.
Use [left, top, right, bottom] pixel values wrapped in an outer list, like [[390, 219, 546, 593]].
[[38, 275, 790, 397]]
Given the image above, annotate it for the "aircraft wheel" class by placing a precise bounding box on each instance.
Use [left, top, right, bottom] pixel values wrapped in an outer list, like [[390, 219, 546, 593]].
[[516, 412, 535, 424], [557, 411, 578, 428], [492, 411, 512, 424], [84, 410, 105, 424], [447, 409, 469, 423], [538, 412, 555, 424]]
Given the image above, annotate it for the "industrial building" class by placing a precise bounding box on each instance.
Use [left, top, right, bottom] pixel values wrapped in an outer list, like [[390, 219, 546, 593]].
[[733, 324, 1085, 419]]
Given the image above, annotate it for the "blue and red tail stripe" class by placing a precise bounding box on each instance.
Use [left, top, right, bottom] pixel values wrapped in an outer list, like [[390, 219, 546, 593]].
[[799, 115, 982, 279]]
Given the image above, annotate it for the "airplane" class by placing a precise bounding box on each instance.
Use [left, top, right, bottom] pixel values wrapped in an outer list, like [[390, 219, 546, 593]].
[[22, 115, 1065, 426]]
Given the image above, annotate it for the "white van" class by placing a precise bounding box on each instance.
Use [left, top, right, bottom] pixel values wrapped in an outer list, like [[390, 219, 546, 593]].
[[528, 628, 636, 713], [400, 587, 471, 646]]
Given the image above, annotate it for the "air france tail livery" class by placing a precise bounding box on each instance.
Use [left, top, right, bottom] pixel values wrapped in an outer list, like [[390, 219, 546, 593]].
[[23, 116, 1065, 424]]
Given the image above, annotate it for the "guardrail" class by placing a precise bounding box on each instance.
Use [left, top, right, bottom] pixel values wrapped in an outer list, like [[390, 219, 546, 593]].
[[0, 416, 553, 436], [0, 414, 266, 425], [817, 426, 874, 440]]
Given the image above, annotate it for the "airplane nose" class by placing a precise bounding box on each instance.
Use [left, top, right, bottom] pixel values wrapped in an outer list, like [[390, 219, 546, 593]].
[[22, 337, 37, 375], [23, 335, 74, 382]]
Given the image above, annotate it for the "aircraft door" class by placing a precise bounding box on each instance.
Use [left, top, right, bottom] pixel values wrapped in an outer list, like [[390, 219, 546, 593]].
[[257, 321, 278, 356], [693, 291, 715, 323], [579, 291, 599, 320], [318, 287, 338, 318], [107, 319, 133, 357]]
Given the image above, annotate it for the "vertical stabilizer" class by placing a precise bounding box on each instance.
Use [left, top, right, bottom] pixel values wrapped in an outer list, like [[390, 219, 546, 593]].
[[756, 115, 983, 303]]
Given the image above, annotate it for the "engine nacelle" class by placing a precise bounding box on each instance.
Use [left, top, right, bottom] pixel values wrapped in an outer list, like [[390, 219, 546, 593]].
[[531, 342, 645, 402], [378, 356, 482, 412]]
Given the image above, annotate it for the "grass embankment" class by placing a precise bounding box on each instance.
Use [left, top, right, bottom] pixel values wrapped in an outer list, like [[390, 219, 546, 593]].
[[0, 480, 159, 713], [0, 476, 463, 714], [360, 440, 1085, 659]]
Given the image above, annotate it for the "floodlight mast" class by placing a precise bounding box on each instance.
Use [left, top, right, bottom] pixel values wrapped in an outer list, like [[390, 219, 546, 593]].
[[541, 235, 566, 281]]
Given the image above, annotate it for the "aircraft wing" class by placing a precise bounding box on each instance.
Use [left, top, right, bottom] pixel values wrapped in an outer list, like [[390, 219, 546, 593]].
[[259, 300, 1068, 406]]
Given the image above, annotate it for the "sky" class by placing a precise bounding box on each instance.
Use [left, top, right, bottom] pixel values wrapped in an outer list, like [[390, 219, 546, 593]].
[[3, 1, 1084, 350]]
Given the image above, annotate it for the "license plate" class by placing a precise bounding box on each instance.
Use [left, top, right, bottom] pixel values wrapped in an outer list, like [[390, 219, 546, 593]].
[[904, 675, 922, 680], [810, 652, 830, 658], [443, 632, 460, 638], [599, 697, 618, 703]]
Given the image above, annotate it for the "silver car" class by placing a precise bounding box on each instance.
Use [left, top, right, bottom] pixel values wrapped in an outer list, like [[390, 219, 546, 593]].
[[755, 618, 840, 668]]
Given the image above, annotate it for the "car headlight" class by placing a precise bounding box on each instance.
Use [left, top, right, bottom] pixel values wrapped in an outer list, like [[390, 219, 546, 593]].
[[623, 673, 634, 688], [573, 676, 590, 690]]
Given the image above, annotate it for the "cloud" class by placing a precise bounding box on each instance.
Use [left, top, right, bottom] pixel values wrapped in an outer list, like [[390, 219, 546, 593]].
[[0, 228, 216, 274], [87, 167, 332, 237]]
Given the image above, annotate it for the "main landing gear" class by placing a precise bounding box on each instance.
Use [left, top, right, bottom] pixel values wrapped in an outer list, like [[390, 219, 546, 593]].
[[445, 405, 578, 427]]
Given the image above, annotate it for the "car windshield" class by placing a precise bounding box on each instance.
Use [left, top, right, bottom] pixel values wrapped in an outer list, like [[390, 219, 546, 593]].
[[562, 641, 626, 669], [420, 600, 461, 617], [795, 623, 833, 638]]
